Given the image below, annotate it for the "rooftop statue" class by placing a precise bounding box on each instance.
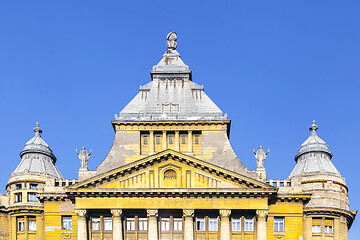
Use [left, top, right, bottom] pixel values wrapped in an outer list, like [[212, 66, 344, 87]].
[[76, 147, 92, 170], [166, 32, 177, 54], [253, 146, 269, 169]]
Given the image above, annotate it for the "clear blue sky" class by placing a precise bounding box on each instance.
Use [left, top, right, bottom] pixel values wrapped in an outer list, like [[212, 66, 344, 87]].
[[1, 1, 359, 237]]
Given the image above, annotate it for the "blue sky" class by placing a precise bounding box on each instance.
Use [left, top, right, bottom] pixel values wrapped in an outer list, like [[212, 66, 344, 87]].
[[0, 1, 359, 237]]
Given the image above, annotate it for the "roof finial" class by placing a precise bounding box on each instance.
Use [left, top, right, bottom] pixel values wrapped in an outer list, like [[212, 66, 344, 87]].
[[309, 120, 318, 132], [33, 122, 42, 136], [166, 32, 177, 54]]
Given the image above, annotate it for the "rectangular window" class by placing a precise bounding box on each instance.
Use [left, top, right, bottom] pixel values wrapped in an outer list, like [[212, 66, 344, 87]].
[[104, 218, 112, 231], [28, 219, 36, 231], [174, 218, 182, 231], [139, 218, 147, 231], [15, 193, 22, 202], [231, 218, 241, 231], [92, 217, 100, 231], [16, 184, 22, 190], [209, 218, 218, 231], [312, 218, 321, 233], [17, 220, 25, 232], [62, 216, 72, 230], [143, 136, 148, 145], [30, 183, 38, 189], [325, 219, 333, 234], [181, 135, 186, 144], [28, 193, 38, 202], [126, 218, 135, 231], [244, 218, 254, 231], [156, 136, 160, 145], [196, 217, 205, 231], [161, 218, 170, 231], [195, 135, 199, 144], [169, 135, 173, 144], [274, 217, 285, 232]]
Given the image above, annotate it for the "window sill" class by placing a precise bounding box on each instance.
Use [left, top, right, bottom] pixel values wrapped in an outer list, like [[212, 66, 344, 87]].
[[274, 232, 285, 236]]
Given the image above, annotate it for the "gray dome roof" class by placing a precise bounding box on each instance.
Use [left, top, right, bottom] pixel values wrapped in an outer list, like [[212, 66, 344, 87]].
[[14, 123, 63, 179], [289, 121, 338, 179]]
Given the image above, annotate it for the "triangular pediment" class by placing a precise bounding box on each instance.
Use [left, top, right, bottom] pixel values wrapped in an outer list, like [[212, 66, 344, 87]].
[[69, 150, 275, 192]]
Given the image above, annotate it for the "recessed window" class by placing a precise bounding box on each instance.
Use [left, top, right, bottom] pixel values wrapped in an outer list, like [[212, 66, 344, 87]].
[[312, 218, 321, 233], [325, 219, 333, 234], [16, 184, 22, 190], [15, 193, 22, 203], [244, 218, 254, 231], [28, 193, 38, 202], [174, 218, 182, 231], [62, 216, 72, 230], [104, 218, 112, 231], [181, 135, 186, 144], [161, 218, 170, 231], [126, 218, 135, 231], [28, 219, 36, 231], [274, 217, 285, 232], [92, 217, 100, 231], [232, 218, 241, 231], [139, 218, 147, 231], [195, 135, 199, 144], [30, 183, 38, 189], [17, 219, 25, 232], [209, 218, 218, 231], [169, 135, 174, 144], [156, 136, 161, 145], [143, 136, 148, 145], [196, 217, 205, 231]]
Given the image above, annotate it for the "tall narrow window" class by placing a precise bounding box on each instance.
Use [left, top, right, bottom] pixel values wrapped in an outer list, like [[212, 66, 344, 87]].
[[104, 218, 112, 231], [28, 219, 37, 231], [15, 193, 22, 202], [274, 217, 284, 232], [92, 217, 100, 231], [126, 218, 135, 231], [195, 135, 199, 144], [169, 135, 174, 144], [62, 216, 72, 230], [17, 219, 25, 232], [156, 136, 161, 144], [231, 218, 241, 231], [143, 136, 148, 145], [325, 219, 333, 234], [312, 218, 321, 233], [161, 218, 170, 231], [196, 218, 205, 231], [244, 218, 254, 231], [174, 218, 182, 231], [181, 135, 186, 144], [139, 218, 147, 231], [209, 218, 218, 231], [28, 193, 38, 202]]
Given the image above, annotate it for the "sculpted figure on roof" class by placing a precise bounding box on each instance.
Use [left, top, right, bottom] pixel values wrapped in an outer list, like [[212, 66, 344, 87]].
[[253, 146, 269, 168], [76, 147, 92, 170], [166, 32, 177, 53]]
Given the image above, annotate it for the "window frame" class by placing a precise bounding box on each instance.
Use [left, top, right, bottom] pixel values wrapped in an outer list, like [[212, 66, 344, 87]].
[[195, 135, 199, 144], [62, 216, 72, 230], [160, 218, 170, 232], [143, 136, 148, 145], [30, 183, 38, 189], [231, 217, 241, 232], [196, 217, 205, 231], [16, 184, 22, 190], [138, 218, 147, 231], [173, 218, 182, 231], [169, 135, 174, 145], [28, 219, 37, 231], [274, 217, 285, 232], [156, 135, 161, 145], [91, 217, 101, 231], [126, 218, 136, 231], [208, 217, 218, 231], [28, 193, 38, 202], [15, 193, 22, 203], [181, 135, 186, 144], [17, 220, 25, 232], [244, 217, 254, 232], [104, 217, 112, 231]]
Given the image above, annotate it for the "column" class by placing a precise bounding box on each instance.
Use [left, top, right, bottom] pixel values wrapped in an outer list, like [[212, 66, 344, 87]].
[[187, 131, 193, 154], [111, 209, 123, 240], [183, 209, 194, 240], [220, 210, 231, 240], [175, 131, 180, 151], [149, 131, 155, 154], [147, 209, 158, 240], [75, 209, 87, 240], [256, 210, 268, 240], [162, 131, 167, 150], [24, 216, 28, 240]]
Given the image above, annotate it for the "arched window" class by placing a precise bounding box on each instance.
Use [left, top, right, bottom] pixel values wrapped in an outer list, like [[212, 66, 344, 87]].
[[163, 169, 177, 187]]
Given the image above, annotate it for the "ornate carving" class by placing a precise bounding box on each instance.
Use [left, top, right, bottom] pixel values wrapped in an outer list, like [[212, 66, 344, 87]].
[[76, 147, 92, 170], [147, 209, 158, 217], [111, 209, 123, 217], [166, 32, 177, 54], [75, 209, 87, 217], [183, 209, 195, 218], [253, 146, 269, 168], [219, 209, 231, 218], [256, 210, 268, 220]]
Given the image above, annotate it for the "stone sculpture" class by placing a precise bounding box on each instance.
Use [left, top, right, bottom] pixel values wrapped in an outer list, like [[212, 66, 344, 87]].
[[166, 32, 177, 53], [253, 146, 269, 168], [76, 147, 92, 169]]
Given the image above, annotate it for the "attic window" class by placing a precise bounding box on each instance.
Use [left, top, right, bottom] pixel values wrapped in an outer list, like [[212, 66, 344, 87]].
[[164, 169, 177, 179]]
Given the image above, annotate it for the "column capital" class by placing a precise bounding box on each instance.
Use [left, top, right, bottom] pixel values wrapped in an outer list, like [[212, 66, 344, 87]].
[[256, 210, 268, 219], [111, 209, 123, 217], [75, 209, 87, 217], [147, 209, 158, 217], [183, 209, 195, 218], [219, 210, 231, 217]]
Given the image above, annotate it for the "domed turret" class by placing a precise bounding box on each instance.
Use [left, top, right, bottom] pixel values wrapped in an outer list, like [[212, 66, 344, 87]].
[[13, 123, 62, 179]]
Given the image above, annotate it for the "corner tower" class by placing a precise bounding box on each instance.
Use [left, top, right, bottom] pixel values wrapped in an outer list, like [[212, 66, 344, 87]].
[[96, 33, 254, 179]]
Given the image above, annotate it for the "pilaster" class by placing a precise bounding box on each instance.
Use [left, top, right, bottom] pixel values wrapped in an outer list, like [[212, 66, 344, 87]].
[[147, 209, 158, 240], [183, 209, 194, 240], [256, 210, 268, 240], [75, 209, 87, 240], [220, 210, 231, 240], [111, 209, 123, 240]]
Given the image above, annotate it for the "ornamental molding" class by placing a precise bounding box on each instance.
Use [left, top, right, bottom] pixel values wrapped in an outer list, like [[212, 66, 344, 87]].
[[111, 209, 123, 217], [256, 209, 269, 220], [147, 209, 158, 217], [75, 209, 87, 217], [219, 209, 231, 217], [183, 209, 194, 217]]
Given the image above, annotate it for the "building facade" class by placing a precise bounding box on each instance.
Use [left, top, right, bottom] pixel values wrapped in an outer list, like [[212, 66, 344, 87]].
[[0, 32, 356, 240]]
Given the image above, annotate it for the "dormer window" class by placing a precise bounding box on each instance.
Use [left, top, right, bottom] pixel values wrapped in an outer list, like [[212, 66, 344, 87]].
[[16, 184, 22, 190], [30, 183, 38, 189]]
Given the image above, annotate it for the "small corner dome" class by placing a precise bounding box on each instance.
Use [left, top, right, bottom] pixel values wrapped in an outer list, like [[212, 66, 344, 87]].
[[20, 122, 56, 162]]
